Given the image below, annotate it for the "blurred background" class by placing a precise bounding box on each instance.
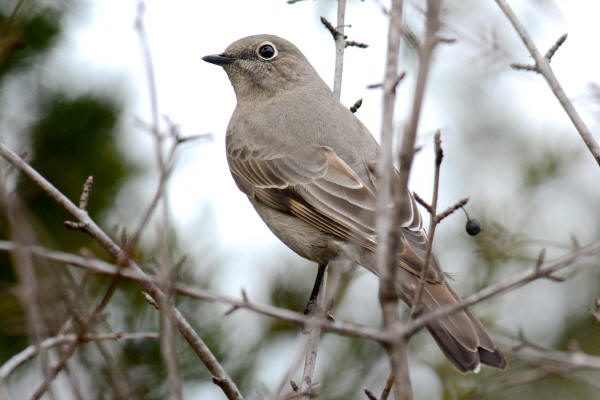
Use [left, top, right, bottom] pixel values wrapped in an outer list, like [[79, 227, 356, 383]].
[[0, 0, 599, 399]]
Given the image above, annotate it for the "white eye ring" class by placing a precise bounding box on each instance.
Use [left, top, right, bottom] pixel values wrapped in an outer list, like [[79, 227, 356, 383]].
[[256, 41, 278, 60]]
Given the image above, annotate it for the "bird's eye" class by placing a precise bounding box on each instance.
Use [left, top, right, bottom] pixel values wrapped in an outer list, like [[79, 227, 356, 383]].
[[257, 44, 276, 60]]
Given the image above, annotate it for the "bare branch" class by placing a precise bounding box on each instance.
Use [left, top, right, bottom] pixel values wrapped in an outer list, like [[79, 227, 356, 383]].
[[0, 240, 388, 343], [412, 192, 432, 214], [494, 0, 600, 166], [403, 240, 600, 337], [346, 40, 369, 49], [364, 388, 377, 400], [410, 131, 442, 317], [379, 373, 394, 400], [367, 71, 406, 90], [435, 197, 468, 223], [534, 248, 546, 273], [0, 144, 244, 400], [544, 33, 568, 61], [0, 332, 158, 381], [300, 3, 347, 395], [375, 0, 415, 398], [320, 16, 340, 40], [78, 176, 93, 210]]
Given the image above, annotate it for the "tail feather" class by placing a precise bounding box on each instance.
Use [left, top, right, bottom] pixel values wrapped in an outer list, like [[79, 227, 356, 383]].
[[355, 249, 507, 372], [422, 284, 478, 350], [426, 321, 480, 373], [403, 272, 507, 373], [426, 309, 507, 372]]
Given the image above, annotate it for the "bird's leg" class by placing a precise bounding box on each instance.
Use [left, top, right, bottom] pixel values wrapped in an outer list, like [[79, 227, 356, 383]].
[[304, 263, 333, 321], [304, 263, 327, 314]]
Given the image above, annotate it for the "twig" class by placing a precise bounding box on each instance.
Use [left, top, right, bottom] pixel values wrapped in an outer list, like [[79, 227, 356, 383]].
[[402, 240, 600, 337], [379, 372, 394, 400], [136, 6, 187, 398], [299, 271, 326, 397], [544, 33, 568, 61], [346, 40, 369, 49], [134, 2, 160, 143], [0, 332, 158, 381], [410, 131, 442, 317], [364, 388, 377, 400], [375, 0, 413, 398], [0, 160, 59, 400], [412, 192, 431, 214], [534, 248, 546, 273], [494, 0, 600, 166], [78, 176, 93, 210], [1, 201, 56, 400], [0, 240, 388, 343], [510, 338, 600, 370], [435, 197, 468, 223], [320, 16, 340, 40], [323, 1, 347, 99], [0, 232, 597, 387], [367, 71, 406, 90], [29, 271, 126, 400], [300, 3, 347, 396], [0, 144, 244, 400]]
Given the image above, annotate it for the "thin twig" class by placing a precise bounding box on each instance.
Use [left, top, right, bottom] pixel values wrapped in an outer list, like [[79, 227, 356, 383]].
[[0, 235, 597, 353], [0, 144, 244, 400], [412, 192, 432, 214], [135, 4, 183, 396], [410, 131, 442, 317], [402, 240, 600, 337], [78, 176, 93, 210], [0, 332, 158, 381], [300, 3, 347, 395], [299, 267, 327, 397], [346, 40, 369, 49], [0, 164, 57, 400], [0, 240, 387, 343], [367, 71, 406, 90], [379, 372, 394, 400], [544, 33, 567, 61], [376, 0, 412, 398], [494, 0, 600, 166], [364, 388, 377, 400], [435, 197, 468, 223]]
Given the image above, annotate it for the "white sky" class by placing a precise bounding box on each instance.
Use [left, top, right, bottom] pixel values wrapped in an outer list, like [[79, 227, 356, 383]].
[[38, 1, 600, 397]]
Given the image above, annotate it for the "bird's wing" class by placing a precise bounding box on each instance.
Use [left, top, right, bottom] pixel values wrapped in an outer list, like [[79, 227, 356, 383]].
[[227, 142, 442, 282]]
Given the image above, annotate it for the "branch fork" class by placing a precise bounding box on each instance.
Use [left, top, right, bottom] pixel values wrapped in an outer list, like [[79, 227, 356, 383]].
[[64, 176, 94, 231], [511, 33, 568, 72]]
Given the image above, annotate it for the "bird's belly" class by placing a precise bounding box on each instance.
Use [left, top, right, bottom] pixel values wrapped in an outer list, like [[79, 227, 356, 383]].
[[249, 198, 340, 265]]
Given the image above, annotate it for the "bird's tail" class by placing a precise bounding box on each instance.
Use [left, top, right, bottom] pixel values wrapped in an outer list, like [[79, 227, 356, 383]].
[[353, 247, 507, 373], [403, 273, 507, 373]]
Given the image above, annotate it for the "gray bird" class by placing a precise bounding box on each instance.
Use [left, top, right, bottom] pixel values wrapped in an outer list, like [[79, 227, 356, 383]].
[[203, 34, 506, 373]]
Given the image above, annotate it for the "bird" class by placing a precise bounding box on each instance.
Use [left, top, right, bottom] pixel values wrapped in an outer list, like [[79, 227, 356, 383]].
[[202, 34, 506, 373]]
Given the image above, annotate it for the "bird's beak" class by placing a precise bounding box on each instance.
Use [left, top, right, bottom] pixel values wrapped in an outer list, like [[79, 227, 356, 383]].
[[202, 54, 236, 66]]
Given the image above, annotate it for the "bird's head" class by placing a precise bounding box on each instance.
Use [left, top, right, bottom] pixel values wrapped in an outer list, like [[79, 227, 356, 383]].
[[203, 34, 320, 101]]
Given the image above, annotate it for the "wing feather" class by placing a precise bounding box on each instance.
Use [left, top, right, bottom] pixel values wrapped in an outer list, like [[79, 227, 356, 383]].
[[227, 142, 441, 282]]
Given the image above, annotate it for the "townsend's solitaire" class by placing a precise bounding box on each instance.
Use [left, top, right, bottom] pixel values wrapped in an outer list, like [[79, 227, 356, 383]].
[[203, 34, 506, 373]]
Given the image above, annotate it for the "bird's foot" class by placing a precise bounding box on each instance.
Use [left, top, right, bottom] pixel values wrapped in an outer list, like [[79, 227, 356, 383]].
[[303, 300, 334, 321]]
